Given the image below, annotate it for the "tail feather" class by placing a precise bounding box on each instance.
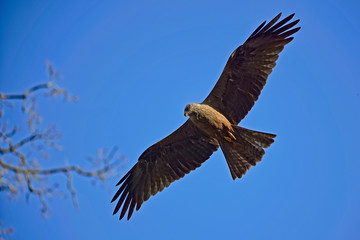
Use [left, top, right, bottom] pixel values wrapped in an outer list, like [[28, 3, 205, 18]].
[[220, 126, 276, 180]]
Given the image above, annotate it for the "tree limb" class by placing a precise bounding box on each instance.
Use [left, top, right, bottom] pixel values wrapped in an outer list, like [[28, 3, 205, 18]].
[[0, 62, 125, 219]]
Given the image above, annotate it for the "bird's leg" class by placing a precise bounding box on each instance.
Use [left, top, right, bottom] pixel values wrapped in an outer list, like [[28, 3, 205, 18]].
[[228, 131, 236, 140], [224, 136, 233, 142]]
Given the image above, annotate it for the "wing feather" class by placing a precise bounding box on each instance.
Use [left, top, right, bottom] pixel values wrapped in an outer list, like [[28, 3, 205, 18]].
[[203, 13, 300, 124], [112, 120, 219, 220]]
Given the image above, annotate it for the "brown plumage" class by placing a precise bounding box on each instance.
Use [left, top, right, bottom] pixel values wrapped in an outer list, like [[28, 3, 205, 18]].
[[112, 13, 300, 220]]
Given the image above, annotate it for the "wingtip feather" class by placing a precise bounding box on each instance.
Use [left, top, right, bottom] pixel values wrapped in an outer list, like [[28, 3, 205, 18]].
[[110, 195, 117, 203], [120, 194, 132, 220]]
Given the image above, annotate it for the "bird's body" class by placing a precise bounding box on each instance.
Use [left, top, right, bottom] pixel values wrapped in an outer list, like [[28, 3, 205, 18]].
[[184, 103, 235, 142], [112, 13, 301, 220]]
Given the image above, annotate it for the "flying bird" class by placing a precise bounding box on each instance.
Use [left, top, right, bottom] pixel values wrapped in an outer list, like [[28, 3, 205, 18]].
[[112, 13, 300, 220]]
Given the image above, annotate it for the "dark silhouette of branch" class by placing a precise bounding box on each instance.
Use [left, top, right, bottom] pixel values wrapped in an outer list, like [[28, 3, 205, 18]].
[[0, 133, 42, 154], [0, 62, 126, 219], [0, 83, 49, 100]]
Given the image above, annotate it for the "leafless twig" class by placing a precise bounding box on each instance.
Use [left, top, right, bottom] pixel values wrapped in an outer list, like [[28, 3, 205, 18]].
[[0, 62, 126, 218]]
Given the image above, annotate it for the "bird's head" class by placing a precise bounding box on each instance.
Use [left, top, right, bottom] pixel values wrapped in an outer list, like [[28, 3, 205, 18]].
[[184, 103, 196, 117]]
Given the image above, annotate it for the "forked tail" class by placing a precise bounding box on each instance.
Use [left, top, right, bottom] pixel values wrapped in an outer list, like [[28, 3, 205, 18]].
[[220, 126, 276, 180]]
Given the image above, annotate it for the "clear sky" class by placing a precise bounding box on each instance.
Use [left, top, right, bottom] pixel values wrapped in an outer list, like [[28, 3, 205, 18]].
[[1, 0, 360, 239]]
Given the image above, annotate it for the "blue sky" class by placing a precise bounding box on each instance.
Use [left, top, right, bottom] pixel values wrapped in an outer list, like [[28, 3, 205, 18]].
[[1, 0, 360, 239]]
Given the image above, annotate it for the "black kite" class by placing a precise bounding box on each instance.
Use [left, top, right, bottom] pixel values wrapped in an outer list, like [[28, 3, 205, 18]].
[[112, 13, 300, 220]]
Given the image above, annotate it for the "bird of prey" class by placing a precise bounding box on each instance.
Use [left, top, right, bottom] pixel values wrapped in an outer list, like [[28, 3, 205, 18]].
[[112, 13, 300, 220]]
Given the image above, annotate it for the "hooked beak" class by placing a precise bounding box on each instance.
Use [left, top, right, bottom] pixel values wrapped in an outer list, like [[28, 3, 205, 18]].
[[184, 112, 188, 117]]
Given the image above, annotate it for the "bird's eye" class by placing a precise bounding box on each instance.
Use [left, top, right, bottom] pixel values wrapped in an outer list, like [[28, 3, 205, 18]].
[[185, 106, 190, 112]]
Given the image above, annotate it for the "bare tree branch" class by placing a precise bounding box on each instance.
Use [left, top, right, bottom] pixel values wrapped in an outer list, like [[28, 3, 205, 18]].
[[0, 132, 42, 154], [0, 62, 126, 219], [0, 83, 49, 100]]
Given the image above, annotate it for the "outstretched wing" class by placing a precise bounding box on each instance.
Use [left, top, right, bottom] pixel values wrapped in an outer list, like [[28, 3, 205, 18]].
[[203, 13, 300, 124], [111, 120, 219, 220]]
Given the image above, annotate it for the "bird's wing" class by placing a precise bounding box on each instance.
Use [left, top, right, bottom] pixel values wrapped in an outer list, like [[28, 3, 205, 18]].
[[111, 120, 219, 220], [203, 13, 300, 124]]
